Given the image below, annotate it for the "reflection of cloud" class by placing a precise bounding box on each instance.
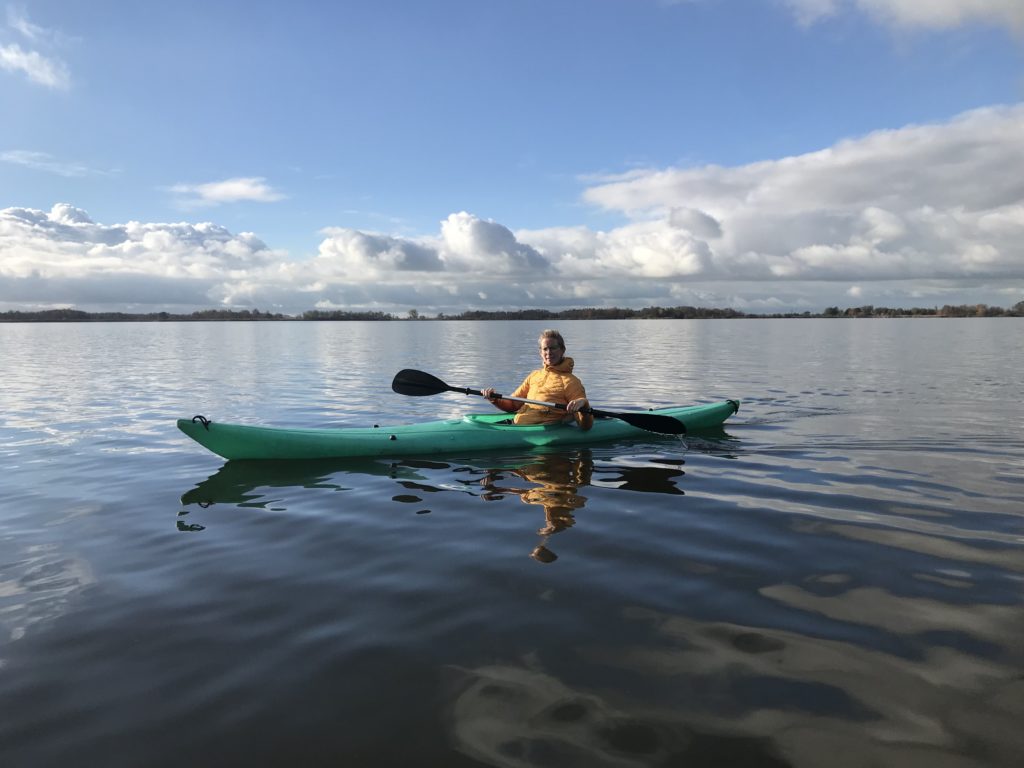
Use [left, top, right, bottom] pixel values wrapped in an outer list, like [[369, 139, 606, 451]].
[[449, 607, 1024, 768], [824, 523, 1024, 572], [760, 584, 1019, 642], [447, 663, 787, 767], [576, 606, 1024, 766], [0, 544, 94, 644]]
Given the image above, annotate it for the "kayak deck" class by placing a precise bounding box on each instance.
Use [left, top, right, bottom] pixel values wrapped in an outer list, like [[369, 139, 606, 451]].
[[177, 400, 740, 461]]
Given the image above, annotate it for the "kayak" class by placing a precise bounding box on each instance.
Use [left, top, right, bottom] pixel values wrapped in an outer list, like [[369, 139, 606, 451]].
[[176, 400, 739, 461]]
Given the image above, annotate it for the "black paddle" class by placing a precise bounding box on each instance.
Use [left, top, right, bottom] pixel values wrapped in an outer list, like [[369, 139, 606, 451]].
[[391, 369, 686, 435]]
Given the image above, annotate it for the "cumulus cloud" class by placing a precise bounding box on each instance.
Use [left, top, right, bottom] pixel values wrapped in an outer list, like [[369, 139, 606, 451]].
[[520, 221, 711, 280], [784, 0, 1024, 33], [315, 228, 445, 277], [312, 213, 549, 283], [0, 207, 556, 312], [2, 107, 1022, 314], [170, 177, 286, 206], [439, 213, 549, 274], [580, 105, 1024, 284], [0, 203, 285, 309]]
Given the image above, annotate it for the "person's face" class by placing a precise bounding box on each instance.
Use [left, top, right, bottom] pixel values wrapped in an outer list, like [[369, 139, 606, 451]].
[[539, 338, 564, 366]]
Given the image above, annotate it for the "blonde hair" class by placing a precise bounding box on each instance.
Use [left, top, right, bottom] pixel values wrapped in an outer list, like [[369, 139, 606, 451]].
[[538, 329, 565, 350]]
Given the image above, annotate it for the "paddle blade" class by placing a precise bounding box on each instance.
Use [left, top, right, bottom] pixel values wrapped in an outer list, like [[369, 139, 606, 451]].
[[594, 409, 687, 435], [392, 369, 451, 396]]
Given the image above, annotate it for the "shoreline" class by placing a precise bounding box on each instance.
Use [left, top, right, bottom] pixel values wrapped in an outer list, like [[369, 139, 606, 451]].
[[2, 304, 1022, 323]]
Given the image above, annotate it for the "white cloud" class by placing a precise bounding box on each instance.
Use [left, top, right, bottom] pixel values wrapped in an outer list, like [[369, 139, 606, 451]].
[[311, 212, 549, 284], [1, 149, 110, 177], [439, 212, 549, 274], [783, 0, 841, 26], [314, 228, 445, 277], [783, 0, 1024, 33], [580, 105, 1024, 284], [519, 220, 711, 280], [2, 107, 1022, 314], [170, 177, 286, 206], [0, 42, 69, 88], [7, 5, 46, 41], [0, 204, 284, 309], [669, 207, 723, 239], [1, 7, 71, 88]]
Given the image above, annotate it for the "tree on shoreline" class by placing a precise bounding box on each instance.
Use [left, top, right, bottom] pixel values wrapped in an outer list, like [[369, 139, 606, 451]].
[[2, 301, 1023, 322]]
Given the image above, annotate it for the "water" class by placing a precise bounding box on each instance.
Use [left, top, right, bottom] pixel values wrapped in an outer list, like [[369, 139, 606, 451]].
[[1, 319, 1022, 767]]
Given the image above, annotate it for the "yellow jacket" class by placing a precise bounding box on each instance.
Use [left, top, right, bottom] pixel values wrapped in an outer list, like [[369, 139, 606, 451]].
[[493, 357, 594, 430]]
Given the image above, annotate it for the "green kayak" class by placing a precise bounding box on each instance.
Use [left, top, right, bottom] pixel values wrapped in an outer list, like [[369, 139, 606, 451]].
[[177, 400, 739, 461]]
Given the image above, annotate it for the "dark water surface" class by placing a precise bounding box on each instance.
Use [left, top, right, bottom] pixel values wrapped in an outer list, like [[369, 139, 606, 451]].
[[1, 319, 1022, 767]]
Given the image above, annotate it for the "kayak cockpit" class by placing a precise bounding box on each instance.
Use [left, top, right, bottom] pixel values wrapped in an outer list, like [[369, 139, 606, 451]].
[[462, 413, 579, 431]]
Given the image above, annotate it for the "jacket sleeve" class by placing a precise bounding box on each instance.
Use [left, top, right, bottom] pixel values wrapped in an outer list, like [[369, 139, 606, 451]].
[[492, 373, 532, 414]]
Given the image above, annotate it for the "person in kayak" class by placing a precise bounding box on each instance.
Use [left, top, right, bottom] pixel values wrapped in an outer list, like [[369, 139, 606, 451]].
[[482, 329, 594, 430]]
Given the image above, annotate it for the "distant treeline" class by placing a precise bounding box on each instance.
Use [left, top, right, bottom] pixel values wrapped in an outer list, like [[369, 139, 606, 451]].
[[438, 303, 1024, 319], [0, 308, 376, 322], [2, 302, 1023, 323], [822, 303, 1024, 318]]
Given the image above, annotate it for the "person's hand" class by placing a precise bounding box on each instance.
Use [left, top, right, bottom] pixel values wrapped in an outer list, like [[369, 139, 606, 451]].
[[482, 387, 498, 400], [567, 398, 589, 414]]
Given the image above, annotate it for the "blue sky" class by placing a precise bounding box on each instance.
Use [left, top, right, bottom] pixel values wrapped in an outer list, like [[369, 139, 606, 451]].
[[2, 0, 1023, 315]]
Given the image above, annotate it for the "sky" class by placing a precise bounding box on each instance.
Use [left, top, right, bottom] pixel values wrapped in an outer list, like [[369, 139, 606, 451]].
[[1, 0, 1023, 316]]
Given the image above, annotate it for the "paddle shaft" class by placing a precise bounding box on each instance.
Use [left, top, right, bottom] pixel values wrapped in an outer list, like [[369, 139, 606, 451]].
[[391, 369, 686, 435], [454, 385, 606, 419]]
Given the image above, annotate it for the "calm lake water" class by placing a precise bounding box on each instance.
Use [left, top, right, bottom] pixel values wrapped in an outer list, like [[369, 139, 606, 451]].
[[1, 318, 1022, 767]]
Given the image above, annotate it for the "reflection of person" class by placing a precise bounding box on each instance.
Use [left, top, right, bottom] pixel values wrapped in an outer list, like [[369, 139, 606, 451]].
[[480, 452, 594, 563], [482, 329, 594, 430]]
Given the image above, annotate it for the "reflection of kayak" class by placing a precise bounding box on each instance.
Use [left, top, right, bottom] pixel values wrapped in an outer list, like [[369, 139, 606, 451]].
[[179, 457, 431, 507], [177, 401, 739, 461]]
